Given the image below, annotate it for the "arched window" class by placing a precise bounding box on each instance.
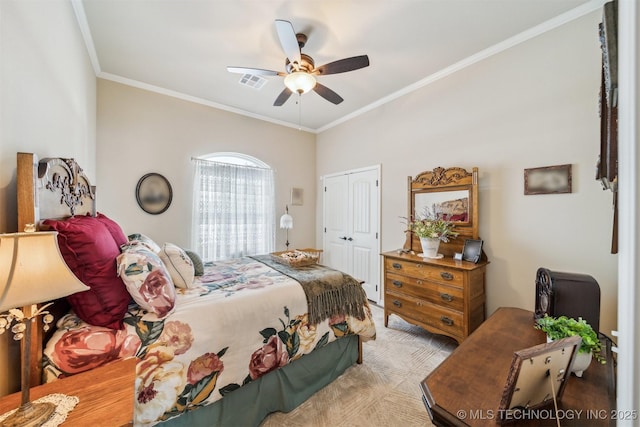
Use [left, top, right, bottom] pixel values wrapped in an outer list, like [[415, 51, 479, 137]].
[[192, 153, 275, 261]]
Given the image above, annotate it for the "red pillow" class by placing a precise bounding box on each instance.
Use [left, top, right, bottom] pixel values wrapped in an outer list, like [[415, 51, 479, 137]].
[[43, 215, 131, 329], [95, 212, 128, 247]]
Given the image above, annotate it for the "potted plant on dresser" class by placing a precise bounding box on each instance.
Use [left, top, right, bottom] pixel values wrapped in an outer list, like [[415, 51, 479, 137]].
[[534, 315, 606, 377], [405, 206, 459, 259]]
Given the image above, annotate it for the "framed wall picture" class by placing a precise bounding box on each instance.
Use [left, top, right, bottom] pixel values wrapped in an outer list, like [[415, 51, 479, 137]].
[[136, 173, 173, 214], [291, 187, 304, 206], [524, 164, 572, 195]]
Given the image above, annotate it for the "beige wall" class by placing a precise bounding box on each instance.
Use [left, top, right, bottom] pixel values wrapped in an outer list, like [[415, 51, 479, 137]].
[[0, 0, 96, 395], [316, 11, 619, 336], [96, 79, 316, 251], [0, 0, 628, 402]]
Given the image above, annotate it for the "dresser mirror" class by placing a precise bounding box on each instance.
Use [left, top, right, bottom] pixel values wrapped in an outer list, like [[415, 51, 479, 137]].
[[414, 189, 470, 224], [404, 166, 480, 257]]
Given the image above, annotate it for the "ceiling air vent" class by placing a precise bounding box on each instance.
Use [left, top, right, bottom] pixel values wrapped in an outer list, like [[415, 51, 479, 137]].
[[239, 74, 267, 89]]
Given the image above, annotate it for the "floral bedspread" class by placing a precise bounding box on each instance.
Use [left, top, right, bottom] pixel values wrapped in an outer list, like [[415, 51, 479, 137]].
[[43, 257, 376, 426]]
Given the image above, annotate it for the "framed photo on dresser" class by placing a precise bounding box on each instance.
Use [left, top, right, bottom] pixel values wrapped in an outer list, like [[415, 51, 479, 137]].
[[462, 239, 483, 263]]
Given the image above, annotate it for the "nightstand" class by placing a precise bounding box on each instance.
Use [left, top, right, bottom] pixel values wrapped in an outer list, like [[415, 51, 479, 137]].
[[0, 358, 136, 426]]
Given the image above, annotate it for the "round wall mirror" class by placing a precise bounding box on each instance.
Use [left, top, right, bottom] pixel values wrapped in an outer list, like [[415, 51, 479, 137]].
[[135, 173, 172, 214]]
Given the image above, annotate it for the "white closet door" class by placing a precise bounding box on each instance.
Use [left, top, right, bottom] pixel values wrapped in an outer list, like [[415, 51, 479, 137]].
[[323, 174, 350, 274], [323, 167, 380, 302]]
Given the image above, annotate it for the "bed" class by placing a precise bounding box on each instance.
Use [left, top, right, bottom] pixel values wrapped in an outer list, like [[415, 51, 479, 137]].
[[15, 152, 376, 426]]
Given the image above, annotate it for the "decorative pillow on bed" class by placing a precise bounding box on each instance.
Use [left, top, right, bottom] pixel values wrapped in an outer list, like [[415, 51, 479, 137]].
[[44, 312, 141, 377], [126, 233, 161, 253], [159, 243, 196, 288], [117, 244, 176, 317], [95, 212, 128, 246], [43, 215, 131, 330], [184, 249, 204, 276]]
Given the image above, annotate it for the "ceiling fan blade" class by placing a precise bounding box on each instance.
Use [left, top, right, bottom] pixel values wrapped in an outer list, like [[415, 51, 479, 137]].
[[314, 55, 370, 75], [275, 19, 302, 70], [313, 83, 344, 105], [273, 87, 293, 106], [227, 66, 284, 76]]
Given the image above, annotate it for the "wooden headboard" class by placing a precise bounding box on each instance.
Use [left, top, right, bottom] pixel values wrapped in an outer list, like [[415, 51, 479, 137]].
[[17, 152, 96, 232], [16, 152, 96, 386]]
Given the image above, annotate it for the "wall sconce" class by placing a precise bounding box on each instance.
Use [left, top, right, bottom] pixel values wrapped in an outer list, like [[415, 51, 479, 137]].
[[279, 205, 293, 249]]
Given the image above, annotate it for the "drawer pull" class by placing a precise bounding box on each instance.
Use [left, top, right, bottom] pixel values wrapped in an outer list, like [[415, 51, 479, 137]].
[[392, 280, 403, 288], [440, 316, 454, 326], [440, 293, 453, 302], [392, 263, 402, 270], [440, 272, 454, 281], [392, 300, 402, 308]]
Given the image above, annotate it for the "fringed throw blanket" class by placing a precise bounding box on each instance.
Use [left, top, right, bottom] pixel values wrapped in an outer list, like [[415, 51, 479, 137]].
[[250, 254, 367, 325]]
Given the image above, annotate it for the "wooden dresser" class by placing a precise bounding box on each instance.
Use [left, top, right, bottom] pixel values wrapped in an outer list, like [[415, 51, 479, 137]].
[[382, 251, 488, 343]]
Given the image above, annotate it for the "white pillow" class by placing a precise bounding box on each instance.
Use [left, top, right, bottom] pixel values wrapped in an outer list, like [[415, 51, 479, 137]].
[[159, 243, 196, 288]]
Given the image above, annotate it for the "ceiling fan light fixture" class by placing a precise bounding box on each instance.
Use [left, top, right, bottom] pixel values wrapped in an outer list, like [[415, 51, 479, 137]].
[[284, 71, 316, 94]]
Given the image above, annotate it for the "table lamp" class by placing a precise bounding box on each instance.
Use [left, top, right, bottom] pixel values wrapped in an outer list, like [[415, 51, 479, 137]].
[[279, 205, 293, 249], [0, 229, 89, 426]]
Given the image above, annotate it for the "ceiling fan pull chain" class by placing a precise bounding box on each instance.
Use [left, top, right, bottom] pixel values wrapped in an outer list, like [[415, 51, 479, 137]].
[[298, 94, 302, 130]]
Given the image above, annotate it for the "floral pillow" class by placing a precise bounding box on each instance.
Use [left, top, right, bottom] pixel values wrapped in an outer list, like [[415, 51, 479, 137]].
[[117, 244, 176, 318], [44, 312, 141, 379], [126, 233, 161, 253], [159, 243, 196, 288]]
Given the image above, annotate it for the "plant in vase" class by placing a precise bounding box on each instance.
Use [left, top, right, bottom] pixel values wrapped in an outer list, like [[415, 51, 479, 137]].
[[403, 206, 459, 258], [534, 314, 605, 377]]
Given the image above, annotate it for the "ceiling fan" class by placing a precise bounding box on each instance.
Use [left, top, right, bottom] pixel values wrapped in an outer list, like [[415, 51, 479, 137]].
[[227, 19, 370, 106]]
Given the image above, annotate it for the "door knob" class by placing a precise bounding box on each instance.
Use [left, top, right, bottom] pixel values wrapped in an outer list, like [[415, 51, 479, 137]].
[[339, 236, 347, 240]]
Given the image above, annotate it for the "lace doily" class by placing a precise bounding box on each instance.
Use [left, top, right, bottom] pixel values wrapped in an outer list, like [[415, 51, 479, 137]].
[[0, 393, 79, 426]]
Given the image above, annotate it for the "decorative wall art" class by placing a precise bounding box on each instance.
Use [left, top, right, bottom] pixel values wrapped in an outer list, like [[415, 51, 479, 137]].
[[524, 164, 572, 195], [136, 173, 173, 214], [598, 0, 618, 253], [291, 187, 304, 206]]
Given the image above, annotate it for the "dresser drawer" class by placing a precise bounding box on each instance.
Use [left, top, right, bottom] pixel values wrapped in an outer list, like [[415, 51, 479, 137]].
[[385, 258, 463, 287], [385, 291, 463, 337], [385, 272, 463, 311]]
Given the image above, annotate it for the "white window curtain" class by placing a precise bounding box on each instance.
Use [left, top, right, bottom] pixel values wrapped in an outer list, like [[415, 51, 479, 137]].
[[192, 158, 275, 261]]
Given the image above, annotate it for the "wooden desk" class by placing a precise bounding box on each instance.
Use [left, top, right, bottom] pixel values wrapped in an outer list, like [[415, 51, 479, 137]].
[[0, 358, 136, 426], [421, 307, 616, 426]]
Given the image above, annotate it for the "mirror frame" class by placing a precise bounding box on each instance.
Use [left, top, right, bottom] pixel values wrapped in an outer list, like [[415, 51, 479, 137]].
[[404, 166, 479, 257]]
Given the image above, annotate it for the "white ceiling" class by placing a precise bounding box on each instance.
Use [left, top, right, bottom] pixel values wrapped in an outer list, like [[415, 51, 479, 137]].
[[74, 0, 604, 132]]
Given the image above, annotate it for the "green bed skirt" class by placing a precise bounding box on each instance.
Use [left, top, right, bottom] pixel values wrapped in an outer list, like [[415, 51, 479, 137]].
[[160, 334, 359, 427]]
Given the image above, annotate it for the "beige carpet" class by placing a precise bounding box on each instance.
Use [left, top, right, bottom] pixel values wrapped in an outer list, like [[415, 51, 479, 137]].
[[260, 304, 458, 427]]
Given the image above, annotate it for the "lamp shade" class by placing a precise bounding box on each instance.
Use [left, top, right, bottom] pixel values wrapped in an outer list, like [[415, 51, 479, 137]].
[[284, 71, 316, 94], [280, 213, 293, 229], [279, 205, 293, 230], [0, 231, 89, 312]]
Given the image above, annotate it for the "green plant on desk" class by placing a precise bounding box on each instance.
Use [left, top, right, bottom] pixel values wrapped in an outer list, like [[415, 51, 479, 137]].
[[534, 315, 606, 364]]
